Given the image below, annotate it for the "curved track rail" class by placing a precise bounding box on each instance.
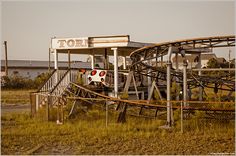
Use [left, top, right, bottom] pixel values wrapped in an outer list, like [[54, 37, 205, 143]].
[[129, 35, 235, 91]]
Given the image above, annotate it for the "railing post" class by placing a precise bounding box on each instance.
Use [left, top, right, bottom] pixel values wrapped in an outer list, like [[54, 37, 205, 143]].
[[36, 94, 39, 111], [30, 92, 36, 117], [46, 94, 50, 121]]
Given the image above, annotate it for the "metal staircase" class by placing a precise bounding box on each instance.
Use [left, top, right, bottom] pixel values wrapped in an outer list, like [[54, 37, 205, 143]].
[[30, 69, 79, 116]]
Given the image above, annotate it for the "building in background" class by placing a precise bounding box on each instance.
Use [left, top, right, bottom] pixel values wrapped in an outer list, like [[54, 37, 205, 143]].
[[1, 60, 104, 79], [172, 53, 227, 69]]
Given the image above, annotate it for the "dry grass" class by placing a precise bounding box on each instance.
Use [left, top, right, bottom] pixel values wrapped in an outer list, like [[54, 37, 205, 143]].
[[1, 88, 235, 154], [1, 89, 35, 105], [1, 110, 235, 155]]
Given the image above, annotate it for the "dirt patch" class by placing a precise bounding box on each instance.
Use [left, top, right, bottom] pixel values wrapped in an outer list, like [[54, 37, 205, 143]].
[[1, 104, 30, 114]]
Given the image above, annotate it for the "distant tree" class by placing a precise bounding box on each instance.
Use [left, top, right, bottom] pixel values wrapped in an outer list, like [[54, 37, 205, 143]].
[[206, 58, 222, 76], [222, 61, 235, 68], [207, 58, 220, 68], [34, 72, 51, 89]]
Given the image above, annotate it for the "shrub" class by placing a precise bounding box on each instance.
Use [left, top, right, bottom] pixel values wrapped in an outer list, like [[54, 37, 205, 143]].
[[1, 72, 51, 89], [120, 92, 129, 99], [34, 72, 51, 89], [1, 75, 33, 89]]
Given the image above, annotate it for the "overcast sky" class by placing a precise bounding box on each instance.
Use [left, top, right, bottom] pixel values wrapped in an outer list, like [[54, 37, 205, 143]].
[[1, 0, 235, 61]]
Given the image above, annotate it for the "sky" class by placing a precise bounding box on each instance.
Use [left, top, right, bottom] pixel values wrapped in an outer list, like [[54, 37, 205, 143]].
[[1, 0, 235, 62]]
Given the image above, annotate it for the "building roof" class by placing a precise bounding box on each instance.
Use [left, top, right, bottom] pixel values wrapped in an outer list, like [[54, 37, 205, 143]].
[[215, 57, 226, 63], [1, 60, 103, 69], [172, 53, 217, 63]]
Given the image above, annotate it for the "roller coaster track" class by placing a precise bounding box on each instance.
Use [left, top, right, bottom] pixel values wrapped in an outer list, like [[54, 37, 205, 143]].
[[129, 35, 235, 91], [64, 82, 234, 122]]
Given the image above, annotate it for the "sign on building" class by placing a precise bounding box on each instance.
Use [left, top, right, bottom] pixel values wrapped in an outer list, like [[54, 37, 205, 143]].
[[51, 37, 89, 49]]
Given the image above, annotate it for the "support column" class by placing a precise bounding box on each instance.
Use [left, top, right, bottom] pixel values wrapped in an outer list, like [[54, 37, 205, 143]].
[[54, 49, 58, 83], [183, 60, 188, 107], [68, 49, 71, 69], [175, 52, 179, 70], [122, 56, 127, 69], [175, 52, 179, 101], [161, 55, 163, 67], [68, 49, 71, 81], [107, 55, 109, 69], [166, 47, 173, 127], [4, 41, 8, 76], [104, 48, 108, 69], [112, 48, 118, 98], [198, 54, 203, 101], [48, 48, 51, 72], [54, 49, 58, 70], [90, 54, 95, 69], [148, 59, 152, 95]]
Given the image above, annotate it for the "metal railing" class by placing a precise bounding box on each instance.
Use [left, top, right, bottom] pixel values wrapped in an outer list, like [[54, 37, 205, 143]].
[[39, 70, 68, 93], [31, 69, 79, 116]]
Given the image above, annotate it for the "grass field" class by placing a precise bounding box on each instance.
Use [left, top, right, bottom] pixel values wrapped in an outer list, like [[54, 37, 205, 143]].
[[1, 89, 35, 105], [1, 88, 235, 154], [1, 110, 235, 155]]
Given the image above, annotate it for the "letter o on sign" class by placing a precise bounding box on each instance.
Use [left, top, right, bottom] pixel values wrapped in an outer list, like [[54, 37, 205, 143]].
[[67, 39, 75, 47]]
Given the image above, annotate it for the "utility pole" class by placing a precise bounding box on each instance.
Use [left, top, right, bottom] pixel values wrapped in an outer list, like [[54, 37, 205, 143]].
[[48, 48, 51, 72], [229, 49, 231, 78], [4, 41, 8, 76]]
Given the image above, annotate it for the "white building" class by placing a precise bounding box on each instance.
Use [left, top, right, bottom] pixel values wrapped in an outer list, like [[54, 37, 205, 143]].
[[171, 53, 225, 69], [1, 60, 103, 79]]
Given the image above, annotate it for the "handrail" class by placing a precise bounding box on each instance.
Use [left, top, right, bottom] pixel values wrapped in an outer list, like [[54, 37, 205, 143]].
[[37, 69, 56, 92], [50, 69, 70, 94]]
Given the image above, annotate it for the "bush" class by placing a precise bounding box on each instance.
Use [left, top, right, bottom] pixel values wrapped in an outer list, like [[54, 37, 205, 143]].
[[1, 72, 51, 90], [34, 72, 51, 89], [1, 75, 34, 89]]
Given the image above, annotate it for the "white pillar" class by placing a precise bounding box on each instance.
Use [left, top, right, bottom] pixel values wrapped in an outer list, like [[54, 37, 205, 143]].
[[166, 47, 173, 127], [167, 62, 172, 126], [54, 49, 58, 70], [54, 49, 58, 84], [175, 52, 179, 101], [112, 48, 118, 97], [183, 60, 188, 107], [122, 56, 127, 69], [90, 54, 94, 69]]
